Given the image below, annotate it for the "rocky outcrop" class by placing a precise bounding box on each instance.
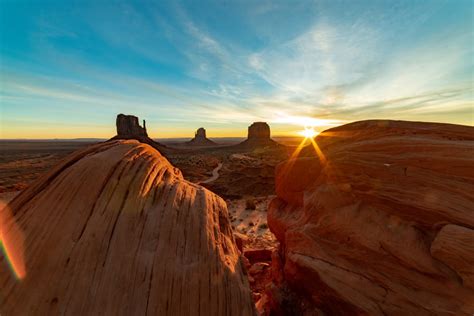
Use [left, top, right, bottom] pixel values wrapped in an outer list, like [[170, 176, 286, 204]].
[[187, 127, 217, 147], [111, 114, 170, 154], [267, 120, 474, 315], [248, 122, 271, 140], [0, 140, 255, 315], [238, 122, 278, 148], [116, 114, 148, 137]]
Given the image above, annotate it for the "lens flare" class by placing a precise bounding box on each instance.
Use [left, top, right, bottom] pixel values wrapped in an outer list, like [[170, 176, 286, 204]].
[[0, 201, 26, 280], [298, 126, 318, 139]]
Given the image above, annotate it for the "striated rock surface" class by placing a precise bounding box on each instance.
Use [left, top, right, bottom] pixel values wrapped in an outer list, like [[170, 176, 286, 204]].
[[238, 122, 278, 148], [267, 120, 474, 315], [0, 140, 255, 315], [187, 127, 217, 147]]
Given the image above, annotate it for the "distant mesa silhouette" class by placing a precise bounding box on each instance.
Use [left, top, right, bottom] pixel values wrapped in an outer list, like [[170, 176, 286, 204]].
[[186, 127, 217, 146], [110, 114, 170, 154], [116, 113, 148, 137], [238, 122, 278, 148]]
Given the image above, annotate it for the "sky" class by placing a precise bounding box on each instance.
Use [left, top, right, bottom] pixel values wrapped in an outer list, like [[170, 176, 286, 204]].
[[0, 0, 472, 139]]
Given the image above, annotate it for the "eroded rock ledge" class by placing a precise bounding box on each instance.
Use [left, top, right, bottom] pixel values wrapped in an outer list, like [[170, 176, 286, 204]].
[[267, 120, 474, 315], [0, 140, 255, 315]]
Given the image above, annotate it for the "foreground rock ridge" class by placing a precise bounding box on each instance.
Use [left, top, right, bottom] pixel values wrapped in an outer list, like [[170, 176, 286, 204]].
[[187, 127, 217, 146], [0, 140, 255, 315], [267, 120, 474, 315]]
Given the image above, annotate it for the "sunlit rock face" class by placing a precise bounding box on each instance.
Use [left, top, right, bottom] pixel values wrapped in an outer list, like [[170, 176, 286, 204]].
[[0, 140, 255, 315], [267, 120, 474, 315]]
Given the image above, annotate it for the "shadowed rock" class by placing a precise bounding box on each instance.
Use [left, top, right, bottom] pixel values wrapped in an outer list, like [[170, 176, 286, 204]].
[[0, 140, 255, 315], [116, 114, 148, 137], [238, 122, 278, 148], [267, 120, 474, 315], [248, 122, 270, 140], [110, 113, 171, 154], [187, 127, 217, 147]]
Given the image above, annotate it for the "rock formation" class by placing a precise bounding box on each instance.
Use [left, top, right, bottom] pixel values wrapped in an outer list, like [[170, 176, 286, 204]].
[[248, 122, 271, 140], [111, 114, 170, 154], [116, 114, 148, 137], [238, 122, 277, 148], [187, 127, 217, 146], [0, 140, 255, 315], [267, 120, 474, 315]]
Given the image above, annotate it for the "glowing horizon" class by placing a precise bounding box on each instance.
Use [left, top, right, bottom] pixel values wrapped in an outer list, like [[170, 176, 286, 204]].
[[1, 1, 473, 139]]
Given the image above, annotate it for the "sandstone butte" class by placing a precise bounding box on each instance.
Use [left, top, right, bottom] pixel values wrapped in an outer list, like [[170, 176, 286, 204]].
[[238, 122, 279, 148], [187, 127, 217, 147], [268, 120, 474, 315], [111, 113, 172, 154], [0, 140, 255, 315]]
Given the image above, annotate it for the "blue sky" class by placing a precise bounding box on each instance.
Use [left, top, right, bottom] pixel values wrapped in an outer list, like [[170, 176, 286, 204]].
[[0, 0, 472, 138]]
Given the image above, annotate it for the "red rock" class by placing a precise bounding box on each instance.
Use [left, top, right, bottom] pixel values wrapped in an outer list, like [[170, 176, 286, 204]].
[[268, 120, 474, 315], [275, 157, 322, 206], [249, 262, 270, 275], [431, 224, 474, 289], [234, 232, 249, 252], [0, 140, 255, 315], [244, 249, 273, 263]]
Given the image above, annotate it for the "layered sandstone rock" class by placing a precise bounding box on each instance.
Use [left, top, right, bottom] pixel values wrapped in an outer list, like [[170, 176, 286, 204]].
[[267, 120, 474, 315], [187, 127, 217, 146], [238, 122, 278, 148], [0, 140, 255, 315]]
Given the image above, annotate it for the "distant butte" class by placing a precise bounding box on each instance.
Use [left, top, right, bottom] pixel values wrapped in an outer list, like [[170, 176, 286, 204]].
[[110, 114, 171, 154], [186, 127, 217, 147], [237, 122, 279, 148], [116, 113, 148, 137]]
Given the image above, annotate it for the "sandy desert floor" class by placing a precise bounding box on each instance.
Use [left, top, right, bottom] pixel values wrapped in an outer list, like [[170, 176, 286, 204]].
[[0, 141, 97, 203]]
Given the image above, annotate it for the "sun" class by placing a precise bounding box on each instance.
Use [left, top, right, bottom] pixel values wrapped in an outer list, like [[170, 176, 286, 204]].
[[298, 126, 318, 139]]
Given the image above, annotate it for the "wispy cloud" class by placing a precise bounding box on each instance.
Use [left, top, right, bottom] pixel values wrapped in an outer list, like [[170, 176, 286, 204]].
[[1, 0, 472, 138]]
